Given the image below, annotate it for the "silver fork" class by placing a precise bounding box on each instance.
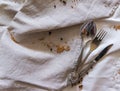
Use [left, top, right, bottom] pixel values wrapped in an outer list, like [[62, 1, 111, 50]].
[[78, 29, 107, 70]]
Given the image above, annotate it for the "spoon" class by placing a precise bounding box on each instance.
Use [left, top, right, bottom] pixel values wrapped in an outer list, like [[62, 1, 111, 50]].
[[75, 20, 96, 72]]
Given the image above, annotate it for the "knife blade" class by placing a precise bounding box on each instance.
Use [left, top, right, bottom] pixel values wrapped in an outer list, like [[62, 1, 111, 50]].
[[94, 43, 113, 62]]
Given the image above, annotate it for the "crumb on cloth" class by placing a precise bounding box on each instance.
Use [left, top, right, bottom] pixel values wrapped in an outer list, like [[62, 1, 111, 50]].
[[56, 44, 70, 53], [79, 84, 83, 90], [114, 25, 120, 30], [54, 5, 56, 8], [60, 0, 67, 5]]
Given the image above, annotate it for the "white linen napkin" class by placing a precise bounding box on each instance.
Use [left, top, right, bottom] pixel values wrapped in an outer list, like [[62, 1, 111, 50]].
[[0, 0, 120, 91]]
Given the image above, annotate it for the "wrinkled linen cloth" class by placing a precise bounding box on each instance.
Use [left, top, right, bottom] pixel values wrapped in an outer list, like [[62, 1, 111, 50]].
[[0, 0, 120, 91]]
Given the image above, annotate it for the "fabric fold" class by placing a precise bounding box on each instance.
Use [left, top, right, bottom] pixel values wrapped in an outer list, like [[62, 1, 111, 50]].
[[0, 0, 120, 91], [8, 0, 120, 35]]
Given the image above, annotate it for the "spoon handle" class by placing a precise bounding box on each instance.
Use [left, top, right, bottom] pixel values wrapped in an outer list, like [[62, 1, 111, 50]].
[[74, 46, 84, 71], [75, 40, 91, 72]]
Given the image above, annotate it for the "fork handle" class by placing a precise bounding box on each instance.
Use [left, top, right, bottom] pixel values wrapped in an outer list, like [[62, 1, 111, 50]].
[[83, 50, 92, 62], [77, 50, 92, 72], [75, 40, 92, 72], [75, 40, 91, 72]]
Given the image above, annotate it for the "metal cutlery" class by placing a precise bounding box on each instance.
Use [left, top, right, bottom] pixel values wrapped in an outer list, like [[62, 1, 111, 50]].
[[67, 20, 96, 86], [68, 44, 113, 86], [68, 21, 109, 87], [79, 29, 107, 69]]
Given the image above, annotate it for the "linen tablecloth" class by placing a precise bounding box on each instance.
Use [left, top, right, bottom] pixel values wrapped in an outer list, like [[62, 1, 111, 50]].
[[0, 0, 120, 91]]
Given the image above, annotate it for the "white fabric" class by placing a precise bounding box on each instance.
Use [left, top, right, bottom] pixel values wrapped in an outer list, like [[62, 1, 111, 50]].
[[0, 0, 120, 91]]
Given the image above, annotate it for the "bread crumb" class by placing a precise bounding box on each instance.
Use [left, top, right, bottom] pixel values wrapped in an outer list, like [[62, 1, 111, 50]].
[[56, 44, 70, 53], [118, 69, 120, 74], [60, 0, 67, 5], [50, 48, 53, 51], [64, 45, 70, 51], [60, 37, 63, 40], [71, 6, 73, 8], [79, 84, 83, 89], [54, 5, 56, 8], [114, 25, 120, 30], [48, 31, 52, 35], [56, 45, 65, 53]]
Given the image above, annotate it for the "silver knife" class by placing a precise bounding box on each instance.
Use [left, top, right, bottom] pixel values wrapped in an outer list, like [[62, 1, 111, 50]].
[[71, 44, 113, 86]]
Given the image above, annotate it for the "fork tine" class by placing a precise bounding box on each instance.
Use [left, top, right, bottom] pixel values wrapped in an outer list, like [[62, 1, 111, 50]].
[[98, 30, 106, 40], [96, 29, 104, 38], [97, 30, 104, 40], [100, 31, 107, 40]]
